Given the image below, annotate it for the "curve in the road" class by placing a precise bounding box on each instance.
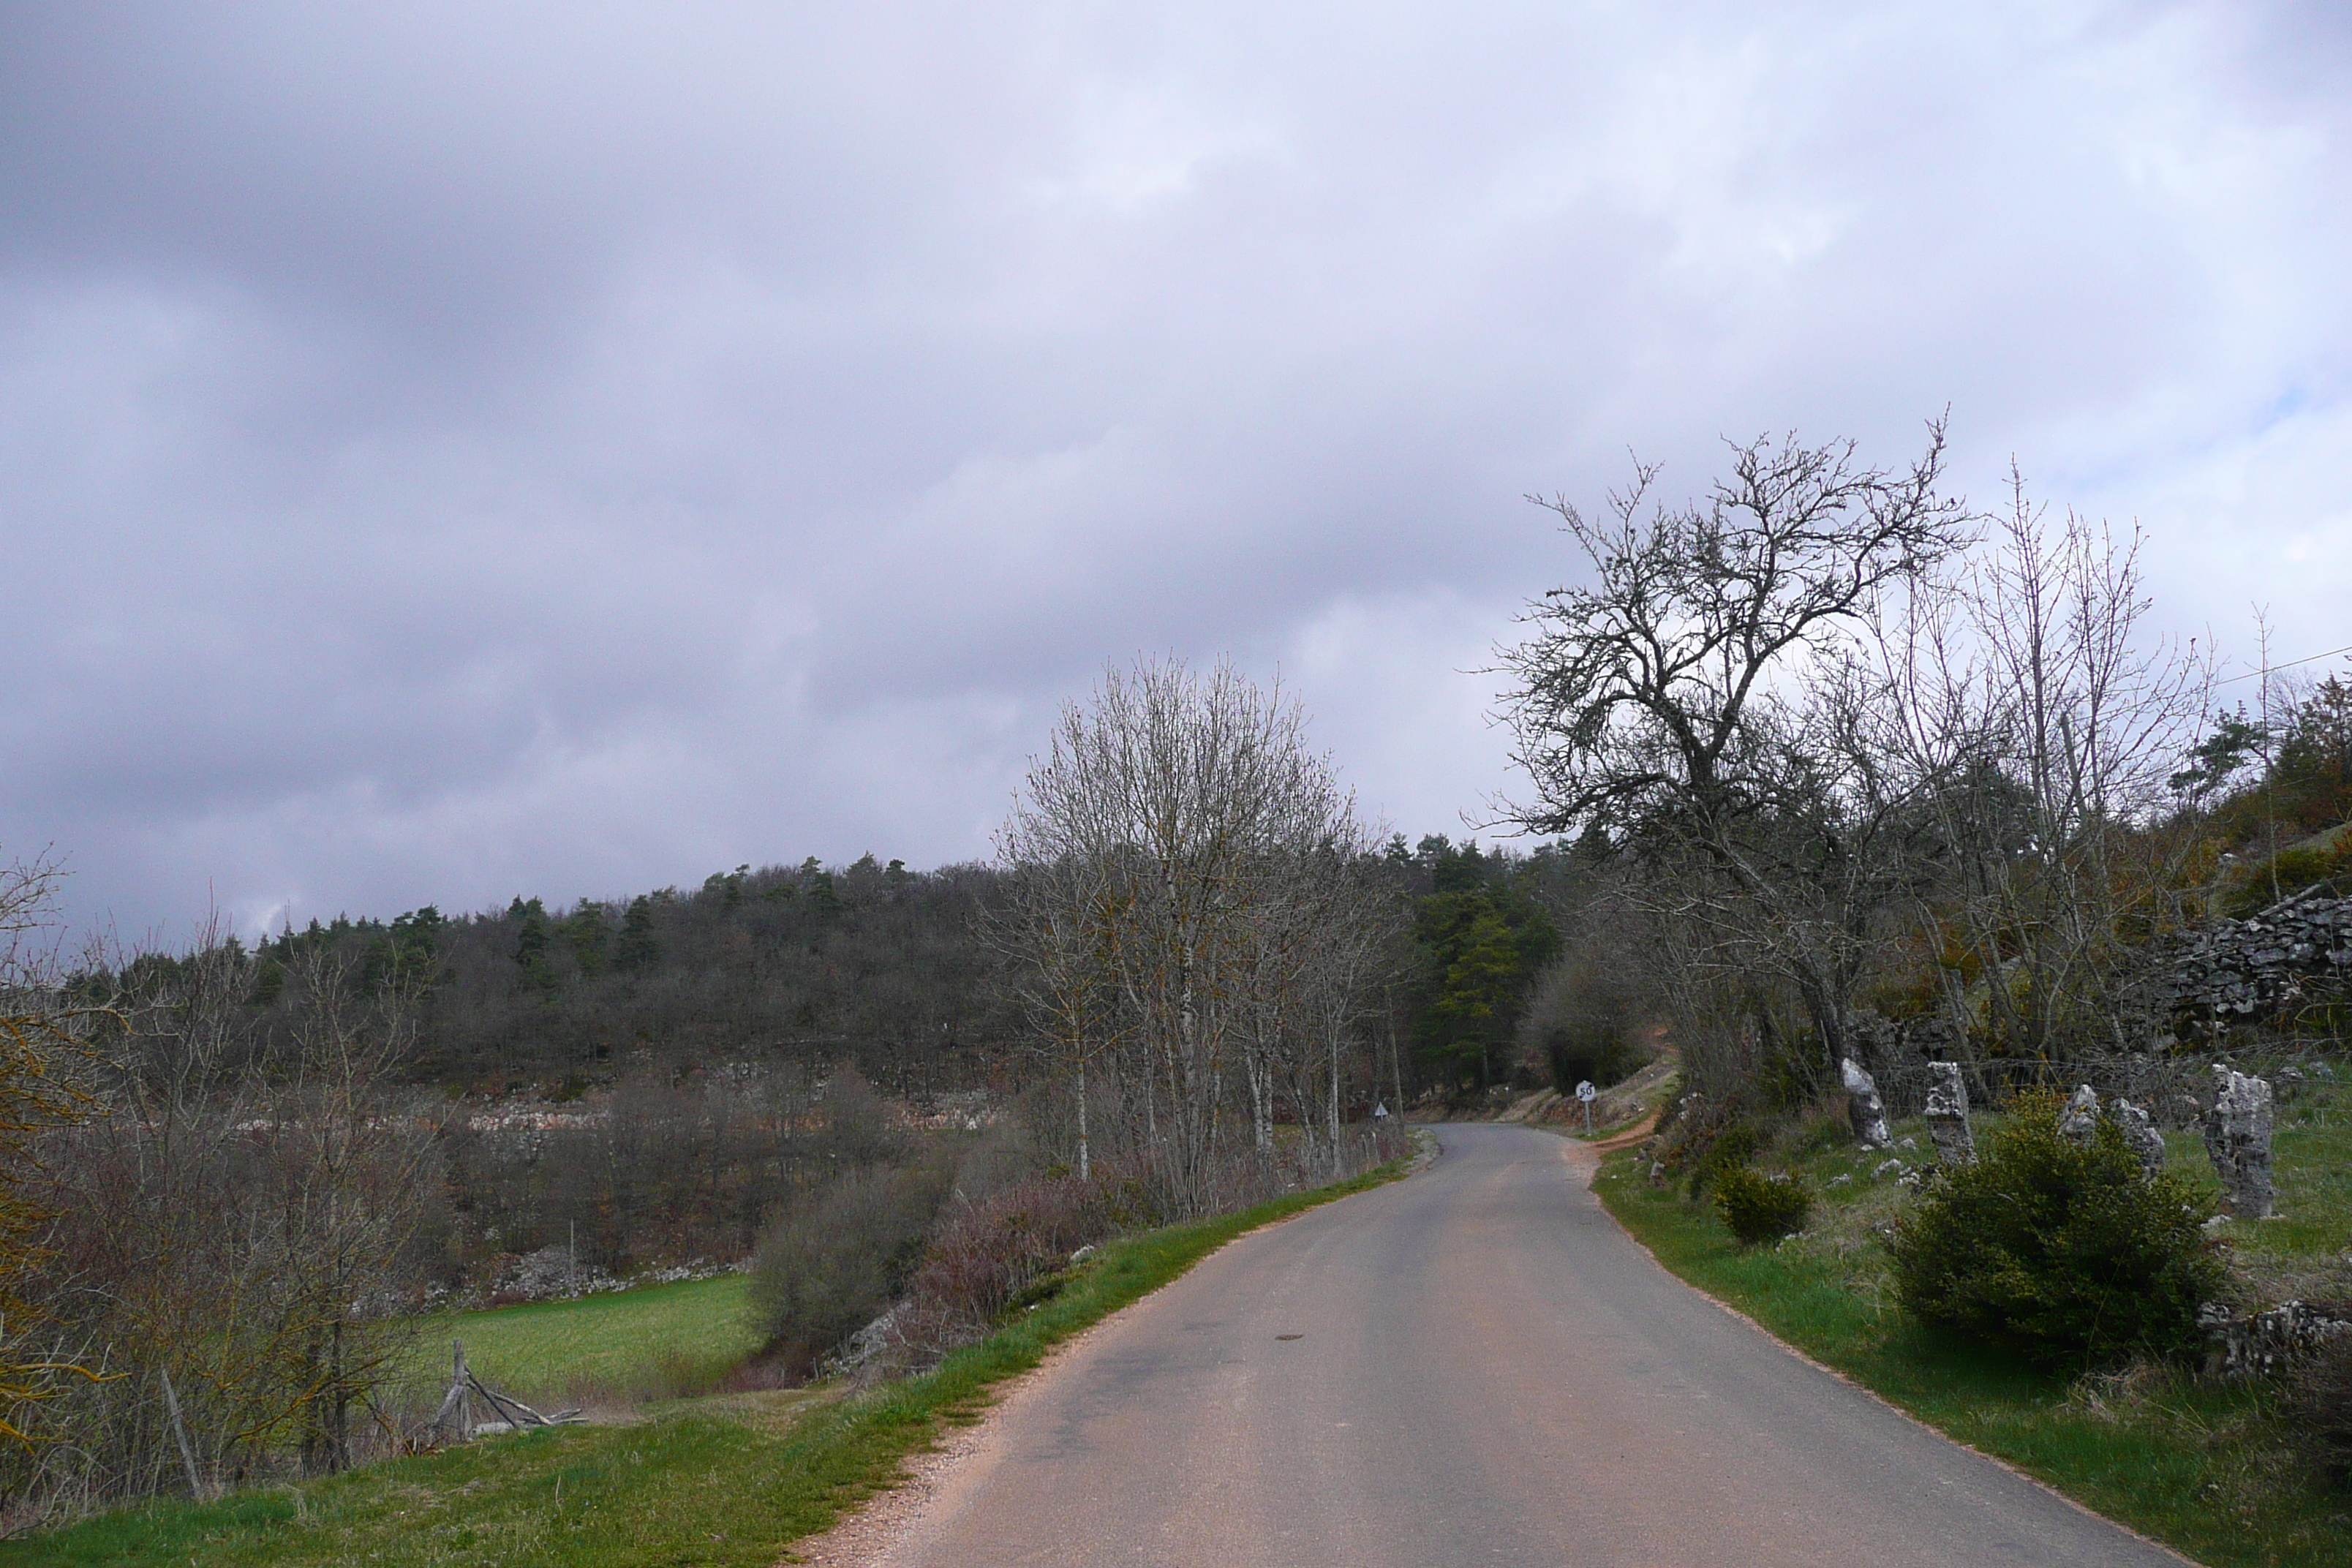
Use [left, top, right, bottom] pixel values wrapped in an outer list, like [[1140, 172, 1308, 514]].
[[865, 1123, 2193, 1568]]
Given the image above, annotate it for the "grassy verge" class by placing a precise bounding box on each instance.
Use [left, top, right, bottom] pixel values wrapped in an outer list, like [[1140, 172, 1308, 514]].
[[0, 1153, 1412, 1568], [401, 1275, 762, 1407], [1594, 1090, 2352, 1568]]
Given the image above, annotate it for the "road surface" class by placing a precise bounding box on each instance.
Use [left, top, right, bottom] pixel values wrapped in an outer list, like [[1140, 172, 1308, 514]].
[[870, 1123, 2187, 1567]]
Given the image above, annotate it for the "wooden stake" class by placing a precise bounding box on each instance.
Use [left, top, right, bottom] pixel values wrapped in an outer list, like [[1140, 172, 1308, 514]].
[[159, 1368, 206, 1501], [429, 1341, 471, 1441]]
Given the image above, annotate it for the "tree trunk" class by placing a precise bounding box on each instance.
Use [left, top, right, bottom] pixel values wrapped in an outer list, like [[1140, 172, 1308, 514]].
[[1075, 1056, 1090, 1183]]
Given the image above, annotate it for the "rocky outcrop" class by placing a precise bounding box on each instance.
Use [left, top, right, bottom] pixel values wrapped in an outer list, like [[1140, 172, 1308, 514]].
[[1923, 1061, 1975, 1166], [1494, 1087, 1563, 1125], [2053, 1083, 2170, 1180], [488, 1245, 622, 1304], [1840, 1058, 1891, 1150], [2106, 1097, 2167, 1180], [1495, 1055, 1681, 1134], [2200, 1300, 2352, 1379], [2202, 1066, 2277, 1218], [2161, 889, 2351, 1039], [827, 1304, 909, 1377], [2057, 1084, 2103, 1143]]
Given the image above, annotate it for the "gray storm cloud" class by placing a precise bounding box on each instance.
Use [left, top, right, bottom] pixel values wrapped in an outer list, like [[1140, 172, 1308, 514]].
[[1, 1, 2346, 938]]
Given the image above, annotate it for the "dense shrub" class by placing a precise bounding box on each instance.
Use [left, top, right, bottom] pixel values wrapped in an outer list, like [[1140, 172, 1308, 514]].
[[1684, 1120, 1761, 1197], [2285, 1329, 2352, 1489], [1888, 1091, 2224, 1368], [890, 1169, 1146, 1358], [748, 1160, 954, 1373], [1713, 1166, 1813, 1244]]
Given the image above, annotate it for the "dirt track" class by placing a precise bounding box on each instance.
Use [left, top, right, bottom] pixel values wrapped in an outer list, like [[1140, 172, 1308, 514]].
[[809, 1123, 2190, 1567]]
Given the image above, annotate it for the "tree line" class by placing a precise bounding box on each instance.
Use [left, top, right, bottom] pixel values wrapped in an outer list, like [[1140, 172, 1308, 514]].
[[236, 853, 1024, 1096]]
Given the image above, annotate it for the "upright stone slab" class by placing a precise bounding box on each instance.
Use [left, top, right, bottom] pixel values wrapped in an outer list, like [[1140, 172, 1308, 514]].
[[2057, 1084, 2103, 1144], [2202, 1066, 2277, 1218], [1923, 1061, 1975, 1166], [1840, 1057, 1891, 1150], [2105, 1096, 2166, 1180]]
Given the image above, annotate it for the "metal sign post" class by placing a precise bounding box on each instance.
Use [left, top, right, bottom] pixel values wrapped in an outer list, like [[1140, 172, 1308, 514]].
[[1576, 1079, 1596, 1136]]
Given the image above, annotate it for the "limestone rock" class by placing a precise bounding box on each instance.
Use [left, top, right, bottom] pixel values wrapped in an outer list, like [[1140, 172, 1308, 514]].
[[2200, 1300, 2352, 1379], [2057, 1084, 2103, 1144], [2106, 1096, 2166, 1180], [2052, 1085, 2166, 1180], [2202, 1066, 2277, 1218], [1840, 1058, 1891, 1150], [826, 1304, 908, 1376], [1923, 1061, 1975, 1166], [487, 1244, 622, 1305]]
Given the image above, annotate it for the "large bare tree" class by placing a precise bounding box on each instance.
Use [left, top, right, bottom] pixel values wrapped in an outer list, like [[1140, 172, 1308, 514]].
[[1494, 426, 1972, 1071], [1874, 473, 2212, 1063], [996, 657, 1396, 1213]]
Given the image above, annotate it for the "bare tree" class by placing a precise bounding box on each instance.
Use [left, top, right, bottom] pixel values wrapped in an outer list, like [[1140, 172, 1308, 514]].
[[17, 934, 443, 1506], [1494, 426, 1971, 1070], [996, 657, 1397, 1214], [0, 854, 109, 1447], [1875, 472, 2212, 1063], [987, 843, 1123, 1181]]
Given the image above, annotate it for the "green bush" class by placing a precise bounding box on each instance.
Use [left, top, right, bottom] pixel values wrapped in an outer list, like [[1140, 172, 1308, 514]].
[[1684, 1120, 1760, 1197], [1713, 1165, 1813, 1244], [1888, 1090, 2224, 1368], [748, 1160, 954, 1373]]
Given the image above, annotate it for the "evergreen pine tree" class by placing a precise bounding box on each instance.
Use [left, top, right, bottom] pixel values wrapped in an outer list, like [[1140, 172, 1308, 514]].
[[614, 894, 660, 970], [510, 897, 555, 993]]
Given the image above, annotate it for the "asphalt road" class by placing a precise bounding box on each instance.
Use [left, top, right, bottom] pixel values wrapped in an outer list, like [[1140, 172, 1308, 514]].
[[880, 1123, 2189, 1567]]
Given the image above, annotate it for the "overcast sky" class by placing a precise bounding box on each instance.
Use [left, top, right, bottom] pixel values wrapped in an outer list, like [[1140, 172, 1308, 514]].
[[3, 1, 2347, 941]]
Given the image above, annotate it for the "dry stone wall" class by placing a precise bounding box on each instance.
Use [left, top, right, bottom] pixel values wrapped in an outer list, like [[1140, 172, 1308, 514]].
[[2201, 1299, 2352, 1380], [2160, 889, 2352, 1040]]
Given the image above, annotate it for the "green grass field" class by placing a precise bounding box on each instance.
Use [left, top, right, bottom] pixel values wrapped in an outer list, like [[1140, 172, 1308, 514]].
[[1594, 1074, 2352, 1568], [0, 1150, 1417, 1568], [403, 1275, 764, 1408]]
